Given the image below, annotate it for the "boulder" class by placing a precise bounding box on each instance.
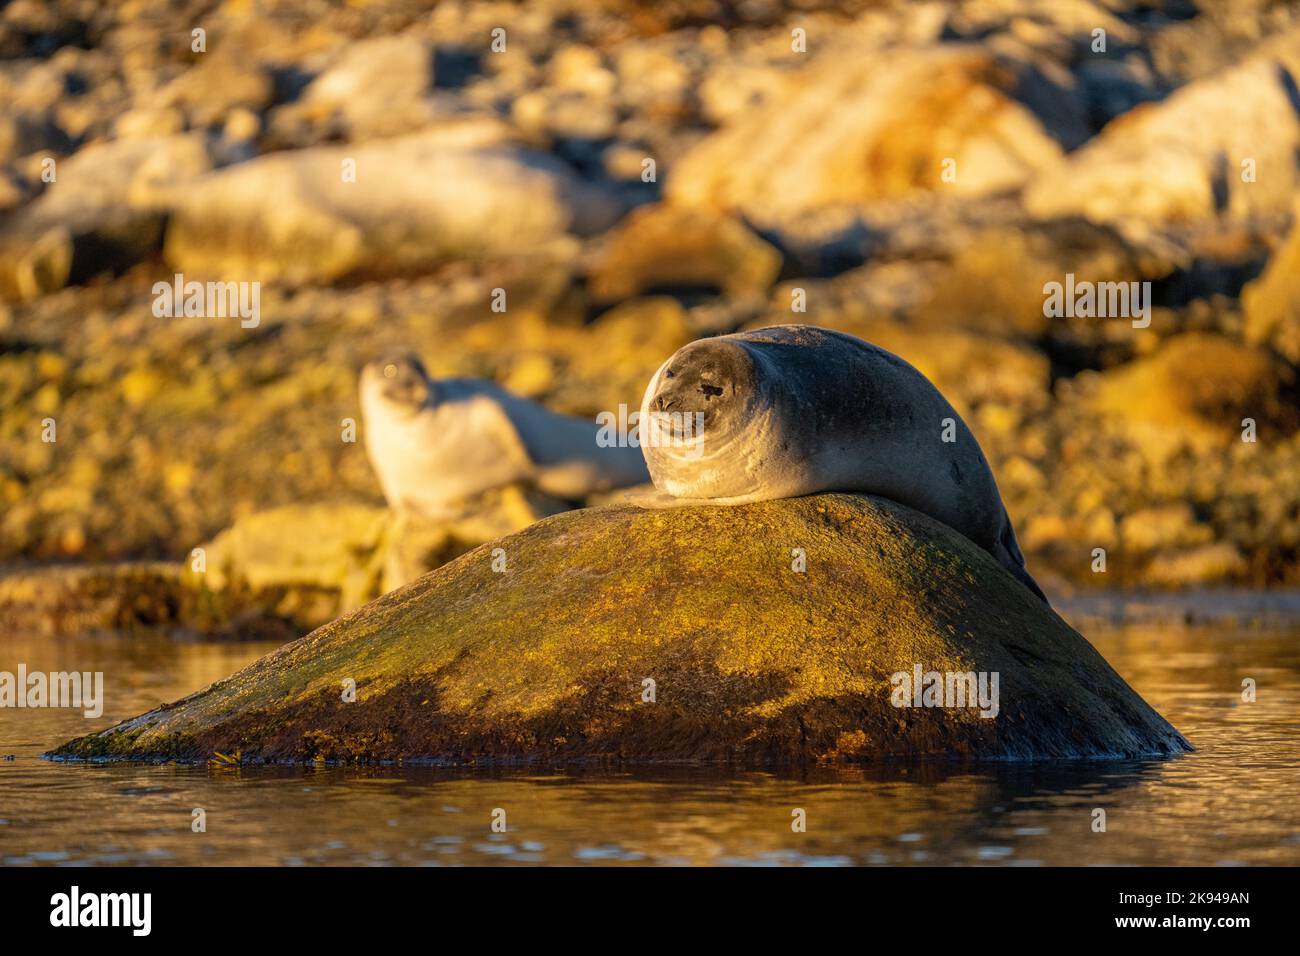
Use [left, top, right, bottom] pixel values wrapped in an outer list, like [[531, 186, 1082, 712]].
[[153, 49, 275, 129], [190, 502, 391, 629], [0, 134, 215, 300], [53, 494, 1190, 764], [271, 36, 440, 142], [191, 490, 570, 630], [586, 204, 782, 304], [1090, 333, 1299, 450], [749, 209, 1158, 344], [1244, 203, 1300, 364], [668, 46, 1069, 223], [901, 219, 1159, 340], [163, 127, 624, 284], [1025, 26, 1300, 228]]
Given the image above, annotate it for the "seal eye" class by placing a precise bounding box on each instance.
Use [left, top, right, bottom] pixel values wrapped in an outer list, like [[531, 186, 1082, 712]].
[[664, 369, 675, 379], [383, 364, 398, 380], [699, 383, 723, 399]]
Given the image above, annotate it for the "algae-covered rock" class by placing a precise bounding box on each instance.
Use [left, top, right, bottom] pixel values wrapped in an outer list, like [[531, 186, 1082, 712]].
[[53, 494, 1189, 765], [0, 563, 188, 637]]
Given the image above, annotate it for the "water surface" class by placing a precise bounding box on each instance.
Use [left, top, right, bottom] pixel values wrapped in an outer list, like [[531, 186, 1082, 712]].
[[2, 615, 1298, 866]]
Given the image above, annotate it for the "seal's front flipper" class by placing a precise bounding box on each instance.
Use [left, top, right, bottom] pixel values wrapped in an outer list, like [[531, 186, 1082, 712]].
[[995, 517, 1048, 604]]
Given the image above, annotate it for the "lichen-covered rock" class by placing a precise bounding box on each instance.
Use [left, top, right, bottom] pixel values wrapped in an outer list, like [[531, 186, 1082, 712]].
[[52, 494, 1190, 765]]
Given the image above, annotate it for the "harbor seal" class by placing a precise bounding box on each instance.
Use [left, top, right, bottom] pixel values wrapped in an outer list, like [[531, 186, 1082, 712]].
[[638, 325, 1046, 601], [361, 353, 649, 518]]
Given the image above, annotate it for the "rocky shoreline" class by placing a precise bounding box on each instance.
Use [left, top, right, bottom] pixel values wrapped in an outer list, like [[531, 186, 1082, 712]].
[[4, 0, 1300, 635]]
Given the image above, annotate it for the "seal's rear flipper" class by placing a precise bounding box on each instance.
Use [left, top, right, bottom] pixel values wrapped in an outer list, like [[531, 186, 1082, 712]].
[[996, 518, 1048, 604], [1009, 561, 1050, 605]]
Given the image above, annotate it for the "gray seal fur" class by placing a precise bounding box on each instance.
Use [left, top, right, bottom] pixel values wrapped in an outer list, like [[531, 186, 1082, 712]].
[[637, 324, 1046, 601]]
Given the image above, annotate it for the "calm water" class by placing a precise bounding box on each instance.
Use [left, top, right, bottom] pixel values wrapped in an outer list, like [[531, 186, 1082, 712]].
[[2, 611, 1298, 866]]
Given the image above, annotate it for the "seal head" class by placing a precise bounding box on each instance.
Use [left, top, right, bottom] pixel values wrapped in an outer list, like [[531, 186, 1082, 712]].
[[639, 337, 801, 501], [636, 324, 1048, 602], [360, 353, 435, 417]]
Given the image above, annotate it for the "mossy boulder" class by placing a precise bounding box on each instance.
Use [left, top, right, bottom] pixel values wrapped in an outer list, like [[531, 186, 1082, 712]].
[[52, 494, 1189, 765]]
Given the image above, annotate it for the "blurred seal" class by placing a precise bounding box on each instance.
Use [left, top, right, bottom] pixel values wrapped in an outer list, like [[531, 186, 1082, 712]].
[[638, 325, 1046, 601], [360, 353, 648, 518]]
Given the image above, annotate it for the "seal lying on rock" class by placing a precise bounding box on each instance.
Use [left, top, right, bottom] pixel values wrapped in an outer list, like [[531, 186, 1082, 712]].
[[638, 325, 1046, 601], [360, 353, 648, 518], [50, 495, 1188, 764]]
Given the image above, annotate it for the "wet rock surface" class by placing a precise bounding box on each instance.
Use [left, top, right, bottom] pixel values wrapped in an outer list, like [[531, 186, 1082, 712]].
[[52, 495, 1191, 764]]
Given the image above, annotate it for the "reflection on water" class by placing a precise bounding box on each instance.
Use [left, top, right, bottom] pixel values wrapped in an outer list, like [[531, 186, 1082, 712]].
[[1, 618, 1298, 866]]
